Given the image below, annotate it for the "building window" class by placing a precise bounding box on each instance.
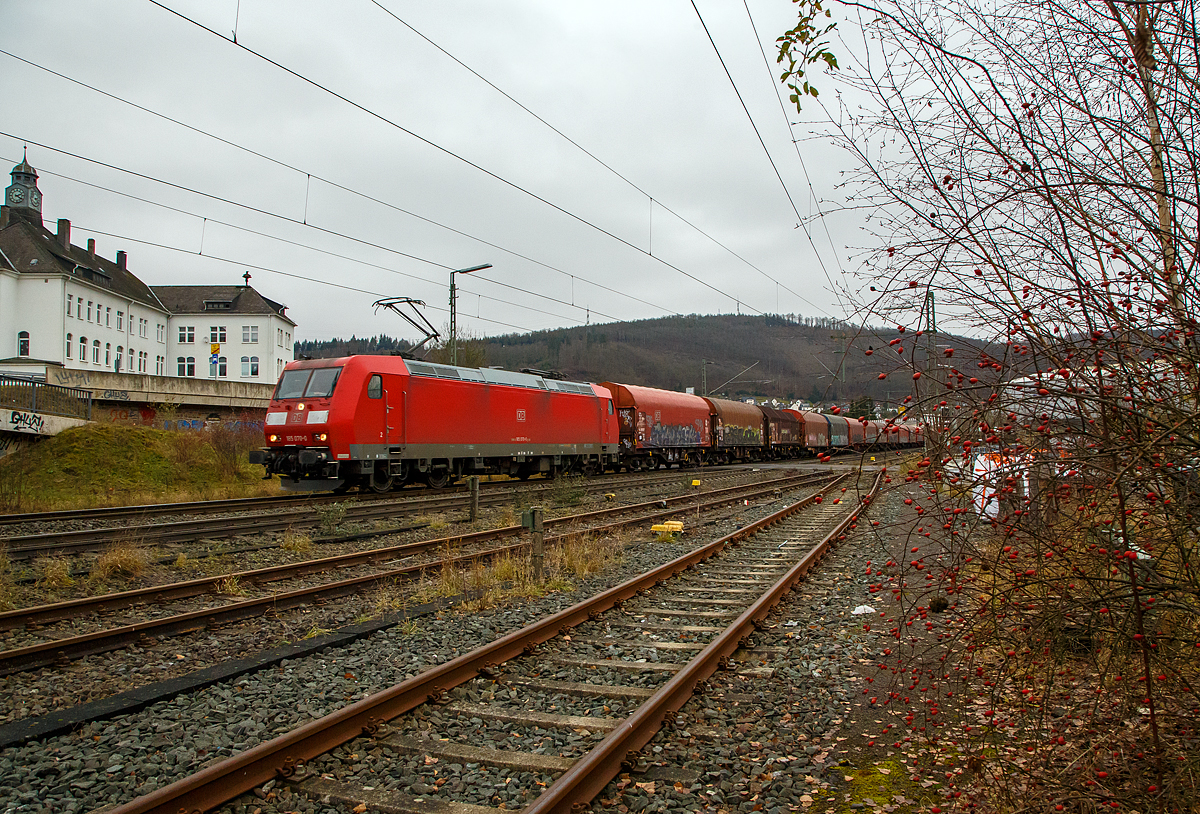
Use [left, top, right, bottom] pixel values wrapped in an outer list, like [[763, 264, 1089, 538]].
[[76, 299, 82, 319], [211, 355, 227, 377], [140, 350, 147, 372], [242, 325, 258, 343], [115, 346, 123, 372], [106, 307, 112, 327], [79, 335, 87, 360], [67, 295, 73, 316], [178, 356, 197, 377], [179, 326, 194, 344], [241, 356, 260, 377], [17, 331, 29, 356], [87, 301, 93, 322], [92, 339, 101, 364], [209, 326, 227, 343], [139, 318, 148, 339], [66, 333, 72, 359], [117, 311, 123, 331], [156, 323, 165, 343], [156, 356, 163, 375], [105, 343, 111, 366]]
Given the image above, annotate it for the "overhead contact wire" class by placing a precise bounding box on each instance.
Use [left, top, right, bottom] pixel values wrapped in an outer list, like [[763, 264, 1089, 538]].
[[146, 0, 762, 314]]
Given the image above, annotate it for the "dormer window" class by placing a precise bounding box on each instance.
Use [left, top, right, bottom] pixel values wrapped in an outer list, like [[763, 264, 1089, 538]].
[[204, 300, 232, 310]]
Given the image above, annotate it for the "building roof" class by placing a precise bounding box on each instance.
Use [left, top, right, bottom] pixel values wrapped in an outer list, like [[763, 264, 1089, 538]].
[[151, 285, 296, 326], [0, 218, 167, 312], [11, 157, 37, 179]]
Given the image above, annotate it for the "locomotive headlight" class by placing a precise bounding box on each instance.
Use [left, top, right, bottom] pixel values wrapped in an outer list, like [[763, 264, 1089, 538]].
[[268, 434, 279, 442], [316, 433, 328, 442], [297, 402, 306, 411]]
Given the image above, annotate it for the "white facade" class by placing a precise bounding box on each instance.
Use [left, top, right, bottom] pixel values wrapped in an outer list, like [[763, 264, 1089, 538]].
[[1, 159, 295, 383], [165, 312, 293, 383], [60, 278, 170, 376]]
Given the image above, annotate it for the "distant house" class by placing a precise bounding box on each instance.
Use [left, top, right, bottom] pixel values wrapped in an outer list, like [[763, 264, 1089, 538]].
[[0, 155, 295, 382]]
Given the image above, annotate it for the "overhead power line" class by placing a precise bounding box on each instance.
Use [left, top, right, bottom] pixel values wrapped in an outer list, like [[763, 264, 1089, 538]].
[[71, 223, 540, 334], [740, 0, 846, 307], [366, 0, 837, 319], [0, 46, 657, 319], [145, 0, 764, 314]]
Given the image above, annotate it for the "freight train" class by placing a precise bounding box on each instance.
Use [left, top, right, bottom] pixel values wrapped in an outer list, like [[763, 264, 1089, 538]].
[[249, 355, 923, 492]]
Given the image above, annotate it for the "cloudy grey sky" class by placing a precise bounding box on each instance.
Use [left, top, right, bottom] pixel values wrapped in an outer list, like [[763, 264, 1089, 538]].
[[0, 0, 858, 344]]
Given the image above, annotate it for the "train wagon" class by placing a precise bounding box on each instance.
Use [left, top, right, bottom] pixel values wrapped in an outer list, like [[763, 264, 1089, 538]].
[[253, 356, 618, 491], [788, 410, 829, 453], [824, 414, 851, 448], [847, 416, 867, 448], [600, 381, 711, 470], [702, 397, 766, 462], [760, 405, 803, 458]]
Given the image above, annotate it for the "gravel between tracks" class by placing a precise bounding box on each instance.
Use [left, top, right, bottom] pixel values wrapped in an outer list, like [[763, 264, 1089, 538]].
[[0, 483, 828, 814]]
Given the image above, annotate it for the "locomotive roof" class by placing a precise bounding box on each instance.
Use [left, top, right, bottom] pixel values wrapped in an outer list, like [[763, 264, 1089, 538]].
[[288, 355, 599, 395]]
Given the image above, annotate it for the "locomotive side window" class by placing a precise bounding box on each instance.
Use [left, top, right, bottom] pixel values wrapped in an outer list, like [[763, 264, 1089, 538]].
[[608, 400, 614, 414], [367, 374, 383, 399]]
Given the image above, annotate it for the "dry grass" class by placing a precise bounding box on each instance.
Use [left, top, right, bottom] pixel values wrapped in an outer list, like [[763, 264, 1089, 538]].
[[91, 541, 149, 581], [215, 575, 247, 596], [35, 555, 75, 589], [493, 507, 518, 529], [0, 545, 13, 610], [549, 530, 624, 579], [313, 502, 347, 535], [280, 528, 313, 554], [367, 578, 409, 616]]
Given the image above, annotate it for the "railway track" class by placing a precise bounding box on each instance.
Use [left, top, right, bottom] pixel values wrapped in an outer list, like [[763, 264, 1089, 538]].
[[102, 468, 880, 814], [0, 471, 839, 675], [0, 466, 771, 561]]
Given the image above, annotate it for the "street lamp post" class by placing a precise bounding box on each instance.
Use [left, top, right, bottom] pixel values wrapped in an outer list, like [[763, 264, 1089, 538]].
[[449, 263, 492, 366]]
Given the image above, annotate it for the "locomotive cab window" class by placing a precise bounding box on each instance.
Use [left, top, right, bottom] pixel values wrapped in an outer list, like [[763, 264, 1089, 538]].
[[367, 375, 383, 399], [275, 366, 344, 400]]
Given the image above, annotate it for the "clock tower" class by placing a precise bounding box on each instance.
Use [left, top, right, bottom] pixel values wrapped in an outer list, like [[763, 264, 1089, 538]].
[[5, 152, 43, 227]]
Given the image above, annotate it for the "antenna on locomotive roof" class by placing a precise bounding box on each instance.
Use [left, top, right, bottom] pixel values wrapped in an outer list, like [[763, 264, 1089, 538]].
[[372, 297, 441, 359]]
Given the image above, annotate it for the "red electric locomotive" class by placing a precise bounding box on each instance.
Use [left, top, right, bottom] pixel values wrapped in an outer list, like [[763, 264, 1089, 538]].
[[251, 356, 618, 491]]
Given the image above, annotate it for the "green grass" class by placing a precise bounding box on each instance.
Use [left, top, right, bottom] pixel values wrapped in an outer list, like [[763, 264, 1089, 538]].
[[0, 423, 282, 511]]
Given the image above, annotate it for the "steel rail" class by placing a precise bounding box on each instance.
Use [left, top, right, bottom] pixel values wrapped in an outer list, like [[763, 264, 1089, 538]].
[[0, 467, 778, 559], [0, 473, 837, 673], [0, 471, 832, 630], [100, 472, 857, 814], [0, 464, 758, 527], [523, 468, 883, 813]]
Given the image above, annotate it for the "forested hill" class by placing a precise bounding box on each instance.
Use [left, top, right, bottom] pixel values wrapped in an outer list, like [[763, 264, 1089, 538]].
[[295, 314, 984, 406]]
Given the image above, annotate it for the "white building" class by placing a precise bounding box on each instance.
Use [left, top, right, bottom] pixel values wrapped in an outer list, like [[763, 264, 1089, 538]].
[[0, 156, 295, 382], [155, 282, 294, 383]]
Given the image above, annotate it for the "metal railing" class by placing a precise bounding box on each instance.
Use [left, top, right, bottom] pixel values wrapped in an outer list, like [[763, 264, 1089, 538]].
[[0, 375, 93, 421]]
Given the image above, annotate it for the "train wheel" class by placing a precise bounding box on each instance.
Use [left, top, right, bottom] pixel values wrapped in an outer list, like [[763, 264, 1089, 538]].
[[369, 466, 394, 493], [582, 460, 600, 477], [425, 470, 451, 489]]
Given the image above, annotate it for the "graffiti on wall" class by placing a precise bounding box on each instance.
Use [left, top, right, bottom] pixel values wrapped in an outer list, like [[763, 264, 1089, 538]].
[[101, 390, 131, 401], [108, 406, 159, 425], [10, 410, 46, 434], [53, 370, 92, 387]]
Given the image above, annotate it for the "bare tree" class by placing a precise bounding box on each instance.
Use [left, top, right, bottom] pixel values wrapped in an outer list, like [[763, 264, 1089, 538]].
[[781, 0, 1199, 809]]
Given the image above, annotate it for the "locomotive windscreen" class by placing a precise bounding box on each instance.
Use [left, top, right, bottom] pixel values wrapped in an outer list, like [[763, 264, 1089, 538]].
[[275, 366, 343, 399]]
